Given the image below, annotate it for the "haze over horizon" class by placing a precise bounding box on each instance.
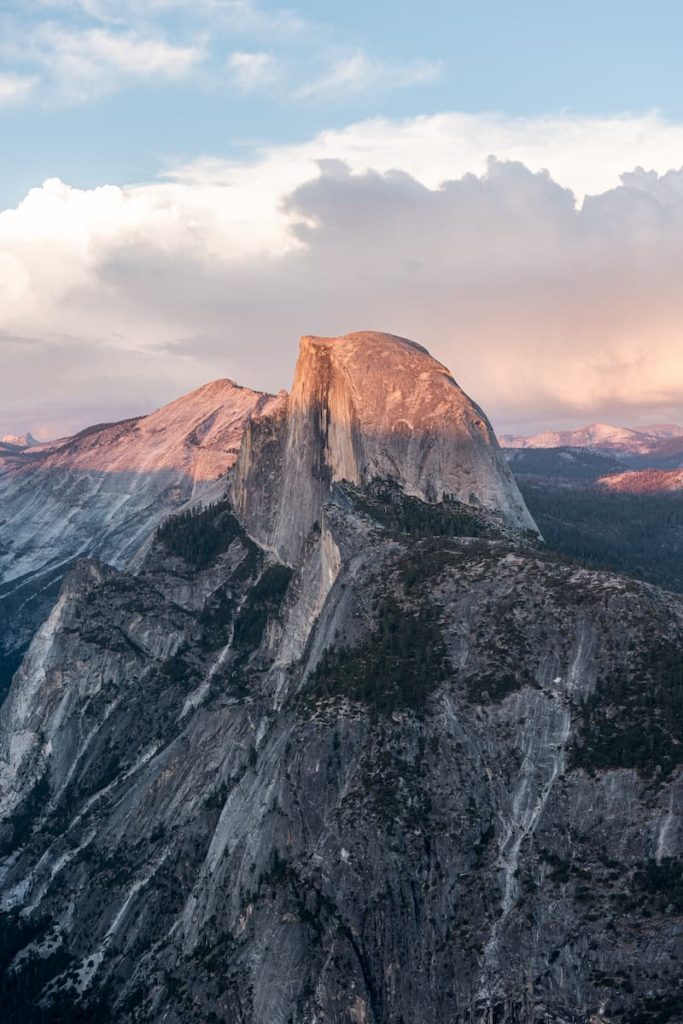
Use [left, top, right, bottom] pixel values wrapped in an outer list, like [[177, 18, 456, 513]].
[[2, 1, 683, 437]]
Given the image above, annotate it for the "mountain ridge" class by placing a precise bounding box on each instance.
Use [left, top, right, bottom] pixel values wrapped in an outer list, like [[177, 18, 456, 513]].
[[0, 378, 280, 688], [0, 331, 680, 1024], [500, 420, 683, 454]]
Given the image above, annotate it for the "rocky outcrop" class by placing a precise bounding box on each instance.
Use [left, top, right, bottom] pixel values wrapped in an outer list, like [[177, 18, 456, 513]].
[[0, 487, 681, 1024], [0, 380, 278, 689], [0, 332, 680, 1024], [231, 332, 536, 562], [598, 467, 683, 493]]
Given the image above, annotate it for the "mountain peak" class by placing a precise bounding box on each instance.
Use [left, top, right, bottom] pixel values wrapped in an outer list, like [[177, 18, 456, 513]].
[[230, 330, 537, 562], [300, 330, 432, 358], [0, 432, 39, 448], [0, 379, 281, 604]]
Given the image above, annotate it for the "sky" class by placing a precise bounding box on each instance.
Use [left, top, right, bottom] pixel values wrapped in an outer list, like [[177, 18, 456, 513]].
[[2, 0, 683, 438]]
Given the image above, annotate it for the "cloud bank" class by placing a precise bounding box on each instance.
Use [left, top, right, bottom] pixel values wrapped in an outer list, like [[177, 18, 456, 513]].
[[1, 111, 683, 437]]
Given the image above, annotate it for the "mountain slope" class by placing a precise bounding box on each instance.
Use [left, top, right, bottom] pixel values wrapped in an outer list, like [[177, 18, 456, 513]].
[[501, 450, 683, 593], [1, 495, 681, 1024], [0, 333, 680, 1024], [502, 446, 624, 482], [0, 380, 278, 691], [598, 468, 683, 493], [518, 480, 683, 593]]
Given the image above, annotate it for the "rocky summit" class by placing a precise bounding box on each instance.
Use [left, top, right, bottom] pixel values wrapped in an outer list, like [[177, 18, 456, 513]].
[[230, 332, 537, 563], [0, 379, 279, 694], [0, 332, 681, 1024]]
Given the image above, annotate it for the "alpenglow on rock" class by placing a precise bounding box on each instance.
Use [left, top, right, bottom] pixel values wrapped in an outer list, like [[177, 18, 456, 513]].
[[0, 329, 681, 1024], [231, 331, 537, 562], [0, 380, 279, 690]]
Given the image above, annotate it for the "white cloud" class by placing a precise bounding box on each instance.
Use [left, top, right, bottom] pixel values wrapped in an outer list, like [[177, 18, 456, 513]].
[[225, 48, 440, 102], [2, 110, 683, 436], [29, 0, 314, 37], [1, 19, 205, 103], [294, 51, 442, 101], [0, 72, 38, 105], [6, 3, 437, 106], [194, 0, 313, 39], [29, 25, 204, 99], [227, 50, 278, 92]]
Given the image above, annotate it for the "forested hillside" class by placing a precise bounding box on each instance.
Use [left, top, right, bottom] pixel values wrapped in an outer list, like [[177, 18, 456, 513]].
[[519, 482, 683, 592]]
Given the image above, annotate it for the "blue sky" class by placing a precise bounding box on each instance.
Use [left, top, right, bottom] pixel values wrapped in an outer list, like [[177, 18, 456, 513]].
[[4, 1, 683, 205], [2, 1, 683, 437]]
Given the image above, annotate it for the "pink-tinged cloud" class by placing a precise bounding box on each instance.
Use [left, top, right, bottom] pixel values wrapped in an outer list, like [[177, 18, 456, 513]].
[[1, 145, 683, 436]]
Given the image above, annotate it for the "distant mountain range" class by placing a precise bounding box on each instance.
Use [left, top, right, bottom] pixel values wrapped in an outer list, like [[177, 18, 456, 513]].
[[499, 421, 683, 493], [499, 421, 683, 454], [501, 425, 683, 593]]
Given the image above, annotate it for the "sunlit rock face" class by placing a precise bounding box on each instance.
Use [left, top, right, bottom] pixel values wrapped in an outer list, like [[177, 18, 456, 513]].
[[231, 331, 536, 562], [0, 380, 279, 677], [598, 467, 683, 493], [0, 434, 39, 451], [0, 330, 680, 1024]]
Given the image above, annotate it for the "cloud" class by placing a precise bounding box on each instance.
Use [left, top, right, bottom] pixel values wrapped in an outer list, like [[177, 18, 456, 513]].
[[0, 72, 38, 105], [165, 109, 683, 217], [25, 0, 315, 38], [191, 0, 313, 40], [1, 112, 683, 436], [224, 48, 440, 102], [0, 331, 189, 440], [294, 51, 442, 101], [227, 50, 278, 92], [28, 24, 204, 99], [6, 2, 437, 106]]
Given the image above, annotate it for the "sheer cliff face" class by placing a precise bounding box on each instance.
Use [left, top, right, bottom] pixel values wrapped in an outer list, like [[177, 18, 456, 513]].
[[230, 332, 536, 562], [0, 333, 681, 1024]]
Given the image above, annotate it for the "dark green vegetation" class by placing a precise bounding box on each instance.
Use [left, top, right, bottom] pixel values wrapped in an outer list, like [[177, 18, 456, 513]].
[[519, 482, 683, 593], [465, 652, 536, 704], [626, 857, 683, 915], [156, 501, 243, 569], [198, 587, 237, 652], [0, 773, 50, 858], [571, 642, 683, 777], [342, 480, 496, 539], [232, 563, 293, 657], [505, 447, 622, 482], [206, 562, 293, 701], [0, 562, 68, 706], [0, 909, 118, 1023], [306, 596, 448, 714]]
